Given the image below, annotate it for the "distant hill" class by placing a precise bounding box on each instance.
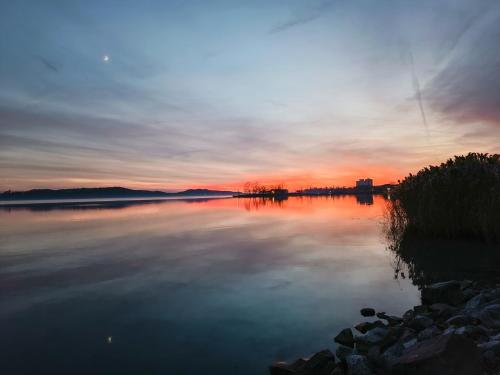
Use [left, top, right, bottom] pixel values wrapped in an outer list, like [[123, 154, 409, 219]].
[[0, 187, 238, 201]]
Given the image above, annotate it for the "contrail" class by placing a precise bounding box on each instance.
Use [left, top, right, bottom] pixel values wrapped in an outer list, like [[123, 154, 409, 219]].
[[408, 49, 430, 139]]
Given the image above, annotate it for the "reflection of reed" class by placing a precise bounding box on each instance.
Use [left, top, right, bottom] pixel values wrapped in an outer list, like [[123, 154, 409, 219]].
[[384, 203, 500, 287]]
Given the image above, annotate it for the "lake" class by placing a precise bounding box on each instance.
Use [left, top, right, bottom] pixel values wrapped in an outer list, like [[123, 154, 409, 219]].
[[0, 195, 420, 374]]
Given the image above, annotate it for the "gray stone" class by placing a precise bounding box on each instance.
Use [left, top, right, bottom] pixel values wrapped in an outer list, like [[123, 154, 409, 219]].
[[345, 355, 372, 375], [479, 304, 500, 329], [393, 333, 482, 375], [429, 303, 457, 320], [376, 312, 403, 326], [336, 345, 354, 362], [354, 320, 385, 334], [335, 328, 355, 348], [360, 308, 375, 317], [417, 326, 442, 341], [408, 315, 434, 331], [355, 326, 402, 352], [446, 314, 472, 327], [478, 340, 500, 356], [380, 342, 404, 369], [454, 325, 488, 341], [402, 309, 415, 323], [421, 280, 464, 306], [465, 293, 488, 310]]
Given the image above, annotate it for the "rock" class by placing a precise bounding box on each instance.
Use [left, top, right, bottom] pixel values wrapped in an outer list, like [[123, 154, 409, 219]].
[[446, 314, 472, 327], [376, 312, 403, 326], [345, 355, 372, 375], [335, 328, 355, 348], [479, 304, 500, 329], [355, 326, 402, 352], [360, 308, 375, 317], [354, 320, 385, 334], [417, 326, 442, 341], [270, 362, 295, 375], [460, 280, 474, 290], [336, 345, 354, 362], [402, 309, 415, 323], [478, 340, 500, 356], [454, 325, 488, 341], [269, 350, 336, 375], [421, 280, 465, 306], [380, 342, 404, 369], [465, 293, 488, 310], [300, 350, 336, 375], [408, 315, 434, 331], [429, 303, 457, 320], [413, 305, 429, 315], [482, 349, 500, 370], [392, 333, 482, 375]]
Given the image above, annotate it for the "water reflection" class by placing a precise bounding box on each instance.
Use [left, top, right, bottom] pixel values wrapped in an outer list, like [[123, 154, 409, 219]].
[[388, 234, 500, 287], [0, 196, 419, 375]]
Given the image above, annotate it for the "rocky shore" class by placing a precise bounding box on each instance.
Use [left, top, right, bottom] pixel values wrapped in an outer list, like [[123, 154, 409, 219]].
[[270, 280, 500, 375]]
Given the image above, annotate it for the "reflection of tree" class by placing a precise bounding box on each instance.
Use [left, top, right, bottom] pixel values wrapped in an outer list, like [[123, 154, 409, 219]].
[[240, 197, 288, 211], [384, 205, 500, 287]]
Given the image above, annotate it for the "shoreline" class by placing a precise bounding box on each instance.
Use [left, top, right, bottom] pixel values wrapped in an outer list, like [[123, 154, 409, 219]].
[[271, 280, 500, 375]]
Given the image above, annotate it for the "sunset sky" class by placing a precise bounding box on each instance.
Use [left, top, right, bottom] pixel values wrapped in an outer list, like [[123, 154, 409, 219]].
[[1, 0, 499, 191]]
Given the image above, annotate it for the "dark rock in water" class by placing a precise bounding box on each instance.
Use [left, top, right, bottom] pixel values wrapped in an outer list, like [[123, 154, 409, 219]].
[[421, 280, 464, 306], [355, 326, 402, 352], [354, 320, 385, 334], [408, 315, 434, 331], [335, 328, 355, 348], [446, 314, 472, 327], [479, 304, 500, 329], [336, 345, 354, 362], [270, 350, 336, 375], [392, 333, 482, 375], [360, 308, 375, 317], [345, 355, 372, 375]]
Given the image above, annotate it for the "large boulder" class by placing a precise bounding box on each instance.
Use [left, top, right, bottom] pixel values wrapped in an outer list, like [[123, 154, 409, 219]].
[[335, 328, 355, 348], [421, 281, 465, 306], [392, 333, 482, 375], [407, 315, 434, 331]]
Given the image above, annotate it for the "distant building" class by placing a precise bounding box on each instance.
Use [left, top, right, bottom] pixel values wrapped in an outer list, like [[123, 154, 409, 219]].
[[356, 178, 373, 189]]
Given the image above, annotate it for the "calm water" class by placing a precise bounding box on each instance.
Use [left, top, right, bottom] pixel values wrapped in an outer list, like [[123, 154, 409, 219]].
[[0, 196, 420, 374]]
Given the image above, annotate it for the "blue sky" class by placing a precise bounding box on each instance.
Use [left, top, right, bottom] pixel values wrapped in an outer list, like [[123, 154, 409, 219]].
[[1, 0, 499, 190]]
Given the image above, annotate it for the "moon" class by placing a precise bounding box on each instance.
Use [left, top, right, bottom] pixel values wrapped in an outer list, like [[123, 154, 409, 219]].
[[103, 55, 110, 63]]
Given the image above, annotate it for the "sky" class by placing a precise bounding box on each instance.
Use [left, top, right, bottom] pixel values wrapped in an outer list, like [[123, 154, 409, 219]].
[[1, 0, 499, 192]]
